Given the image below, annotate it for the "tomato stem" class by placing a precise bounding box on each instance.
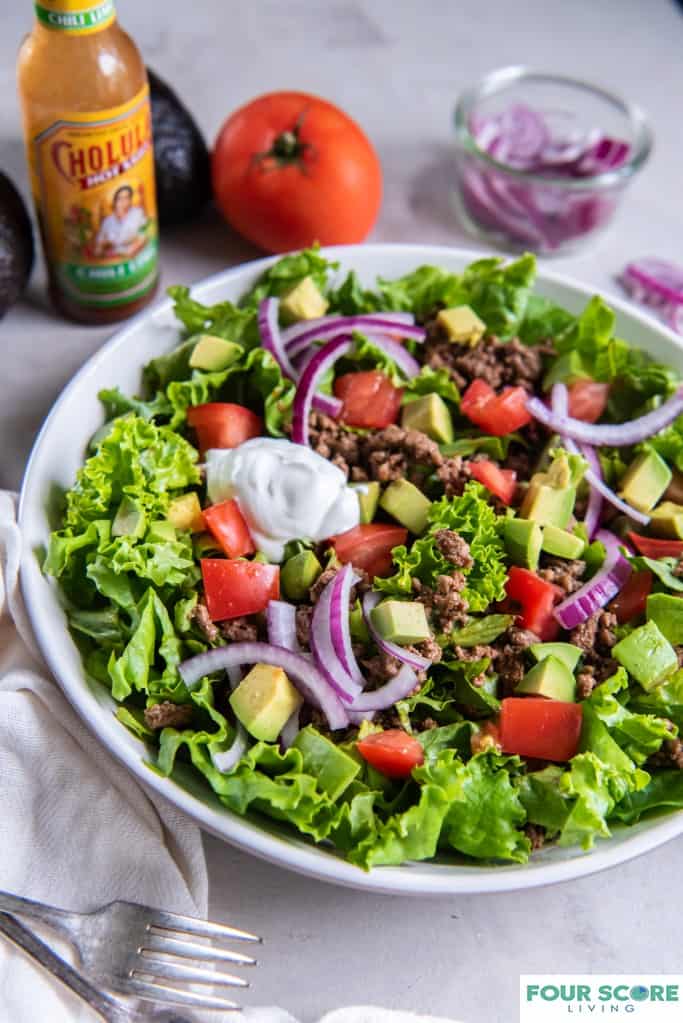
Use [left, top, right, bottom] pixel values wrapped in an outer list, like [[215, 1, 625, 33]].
[[254, 110, 312, 169]]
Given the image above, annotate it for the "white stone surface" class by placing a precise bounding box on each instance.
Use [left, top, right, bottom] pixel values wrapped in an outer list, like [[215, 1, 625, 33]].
[[1, 1, 683, 1020]]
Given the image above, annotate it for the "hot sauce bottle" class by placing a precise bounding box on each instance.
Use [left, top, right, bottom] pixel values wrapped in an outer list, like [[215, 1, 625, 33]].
[[17, 0, 159, 323]]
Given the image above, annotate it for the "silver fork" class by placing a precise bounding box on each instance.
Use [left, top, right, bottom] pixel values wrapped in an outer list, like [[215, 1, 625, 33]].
[[0, 890, 260, 1013]]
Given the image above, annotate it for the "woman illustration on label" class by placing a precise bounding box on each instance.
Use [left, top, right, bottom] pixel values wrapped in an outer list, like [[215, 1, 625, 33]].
[[94, 183, 147, 258]]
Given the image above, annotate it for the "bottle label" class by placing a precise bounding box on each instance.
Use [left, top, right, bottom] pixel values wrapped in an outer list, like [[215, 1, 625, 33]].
[[29, 85, 158, 309], [34, 0, 116, 34]]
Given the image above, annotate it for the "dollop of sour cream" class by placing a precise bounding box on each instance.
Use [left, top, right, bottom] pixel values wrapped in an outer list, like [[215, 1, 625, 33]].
[[205, 438, 360, 562]]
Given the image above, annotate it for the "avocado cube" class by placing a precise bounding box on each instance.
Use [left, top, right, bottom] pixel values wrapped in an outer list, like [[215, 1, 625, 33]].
[[613, 620, 678, 691], [146, 520, 177, 544], [516, 655, 576, 702], [541, 524, 586, 560], [504, 518, 543, 570], [436, 305, 486, 345], [189, 334, 242, 372], [646, 593, 683, 646], [529, 642, 582, 672], [401, 393, 454, 444], [167, 492, 204, 533], [349, 601, 370, 643], [542, 351, 591, 390], [370, 599, 431, 645], [520, 482, 575, 529], [618, 450, 672, 513], [380, 478, 431, 534], [281, 550, 322, 601], [280, 276, 329, 322], [293, 726, 360, 799], [229, 663, 303, 742], [350, 481, 381, 525], [649, 501, 683, 540], [112, 497, 146, 538]]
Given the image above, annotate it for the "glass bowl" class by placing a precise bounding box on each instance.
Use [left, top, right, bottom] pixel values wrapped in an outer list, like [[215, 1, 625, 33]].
[[453, 66, 652, 256]]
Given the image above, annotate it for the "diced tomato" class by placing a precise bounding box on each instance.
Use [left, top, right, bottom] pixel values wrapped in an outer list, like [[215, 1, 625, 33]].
[[460, 380, 531, 436], [467, 459, 517, 505], [202, 499, 255, 559], [567, 380, 610, 423], [201, 559, 279, 621], [628, 532, 683, 559], [333, 371, 403, 428], [506, 566, 561, 641], [609, 570, 653, 624], [187, 402, 262, 453], [330, 523, 408, 579], [356, 729, 425, 778], [500, 698, 583, 762]]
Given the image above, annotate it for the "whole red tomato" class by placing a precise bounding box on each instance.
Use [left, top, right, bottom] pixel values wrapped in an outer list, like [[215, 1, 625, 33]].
[[212, 91, 382, 253]]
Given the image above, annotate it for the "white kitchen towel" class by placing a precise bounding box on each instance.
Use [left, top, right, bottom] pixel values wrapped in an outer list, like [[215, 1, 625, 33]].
[[0, 490, 462, 1023]]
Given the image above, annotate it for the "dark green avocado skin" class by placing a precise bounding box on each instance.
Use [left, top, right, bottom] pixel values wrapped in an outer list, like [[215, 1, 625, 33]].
[[0, 171, 34, 319], [148, 68, 212, 226]]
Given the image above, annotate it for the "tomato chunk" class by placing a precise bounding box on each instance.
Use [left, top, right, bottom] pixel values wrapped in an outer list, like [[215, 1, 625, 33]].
[[467, 459, 517, 505], [356, 729, 425, 778], [460, 380, 531, 436], [567, 380, 609, 423], [609, 570, 653, 624], [330, 523, 408, 579], [628, 532, 683, 559], [500, 698, 583, 762], [187, 402, 262, 453], [333, 371, 403, 428], [506, 566, 560, 641], [202, 499, 255, 559], [201, 559, 279, 621]]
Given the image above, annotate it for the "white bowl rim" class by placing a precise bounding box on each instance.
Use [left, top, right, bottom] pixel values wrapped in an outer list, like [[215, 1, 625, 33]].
[[18, 242, 683, 896]]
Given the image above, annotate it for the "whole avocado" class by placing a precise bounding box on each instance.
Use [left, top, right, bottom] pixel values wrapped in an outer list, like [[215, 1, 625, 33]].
[[148, 68, 212, 226], [0, 171, 34, 319]]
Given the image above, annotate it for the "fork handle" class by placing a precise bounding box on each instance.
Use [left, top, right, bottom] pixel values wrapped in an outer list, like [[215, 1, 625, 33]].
[[0, 889, 77, 937]]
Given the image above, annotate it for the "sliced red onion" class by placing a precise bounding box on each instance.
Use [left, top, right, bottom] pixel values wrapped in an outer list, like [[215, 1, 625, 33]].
[[551, 380, 569, 417], [577, 443, 604, 539], [359, 334, 421, 379], [266, 600, 300, 652], [667, 304, 683, 336], [258, 297, 298, 379], [279, 710, 301, 751], [348, 710, 377, 725], [361, 591, 431, 672], [178, 642, 348, 731], [330, 566, 366, 686], [621, 259, 683, 308], [210, 724, 248, 774], [562, 435, 650, 527], [574, 137, 630, 176], [226, 665, 242, 691], [526, 388, 683, 447], [350, 663, 419, 712], [312, 392, 343, 417], [553, 528, 632, 630], [292, 336, 353, 446], [309, 568, 363, 705], [284, 315, 424, 358]]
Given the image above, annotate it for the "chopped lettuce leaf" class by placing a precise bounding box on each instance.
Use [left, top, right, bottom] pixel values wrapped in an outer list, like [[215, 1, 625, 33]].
[[241, 245, 339, 308], [403, 366, 460, 407], [447, 614, 513, 648], [628, 555, 683, 593]]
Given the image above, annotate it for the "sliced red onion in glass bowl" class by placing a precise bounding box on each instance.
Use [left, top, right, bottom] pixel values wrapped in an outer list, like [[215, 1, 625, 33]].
[[553, 529, 632, 630]]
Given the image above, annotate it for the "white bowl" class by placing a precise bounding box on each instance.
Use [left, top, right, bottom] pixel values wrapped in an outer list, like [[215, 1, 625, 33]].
[[19, 244, 683, 896]]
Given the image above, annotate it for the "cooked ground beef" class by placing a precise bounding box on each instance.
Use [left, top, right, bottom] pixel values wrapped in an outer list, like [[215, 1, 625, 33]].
[[361, 649, 403, 686], [437, 455, 471, 498], [524, 823, 546, 851], [144, 701, 194, 731], [495, 626, 539, 697], [309, 565, 339, 603], [570, 610, 619, 697], [435, 530, 473, 569], [413, 636, 443, 663], [505, 447, 534, 483], [648, 735, 683, 770], [452, 644, 495, 666], [190, 601, 218, 644], [219, 616, 259, 643], [413, 573, 469, 633], [424, 334, 552, 394], [538, 557, 586, 596], [362, 424, 443, 484], [295, 605, 313, 649], [307, 411, 366, 479]]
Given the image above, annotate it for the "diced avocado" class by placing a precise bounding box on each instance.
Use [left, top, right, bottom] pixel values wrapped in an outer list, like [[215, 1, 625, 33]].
[[229, 663, 303, 742], [370, 599, 431, 645], [252, 551, 270, 564], [649, 501, 683, 540], [112, 497, 146, 538], [529, 642, 582, 672], [293, 726, 360, 799], [193, 531, 222, 558], [516, 655, 576, 702], [280, 276, 329, 322], [436, 305, 486, 345], [189, 334, 242, 372], [542, 351, 590, 390], [349, 601, 370, 643], [146, 520, 177, 543], [401, 393, 454, 444], [350, 481, 380, 525], [167, 492, 204, 533], [504, 518, 542, 570], [281, 550, 322, 601], [520, 483, 575, 529], [542, 524, 586, 560], [613, 620, 678, 691], [380, 478, 430, 534], [618, 450, 672, 513], [646, 593, 683, 646]]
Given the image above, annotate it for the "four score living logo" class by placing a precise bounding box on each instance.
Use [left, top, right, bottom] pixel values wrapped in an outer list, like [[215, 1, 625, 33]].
[[520, 976, 682, 1020]]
